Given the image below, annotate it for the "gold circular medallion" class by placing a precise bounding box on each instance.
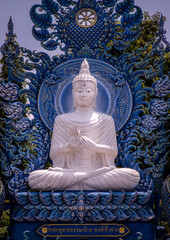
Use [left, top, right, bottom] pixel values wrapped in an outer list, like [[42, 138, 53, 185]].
[[76, 8, 97, 28]]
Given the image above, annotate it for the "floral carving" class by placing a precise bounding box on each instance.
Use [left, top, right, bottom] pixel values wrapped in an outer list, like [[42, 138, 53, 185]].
[[13, 191, 154, 223]]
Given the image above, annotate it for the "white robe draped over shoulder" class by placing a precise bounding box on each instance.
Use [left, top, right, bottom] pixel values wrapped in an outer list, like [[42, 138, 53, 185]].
[[28, 112, 140, 191]]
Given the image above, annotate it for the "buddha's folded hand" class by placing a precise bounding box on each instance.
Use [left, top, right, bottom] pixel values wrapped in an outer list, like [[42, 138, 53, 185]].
[[80, 136, 97, 150]]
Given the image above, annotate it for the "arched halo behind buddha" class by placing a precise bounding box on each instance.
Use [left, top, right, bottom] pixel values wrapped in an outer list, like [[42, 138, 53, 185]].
[[38, 58, 132, 132]]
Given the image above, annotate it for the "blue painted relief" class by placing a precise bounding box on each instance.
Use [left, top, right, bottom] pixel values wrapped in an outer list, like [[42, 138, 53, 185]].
[[0, 1, 169, 239]]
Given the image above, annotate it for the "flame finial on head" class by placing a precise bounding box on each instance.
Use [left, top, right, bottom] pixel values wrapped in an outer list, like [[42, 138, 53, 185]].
[[79, 58, 90, 75], [72, 59, 97, 87]]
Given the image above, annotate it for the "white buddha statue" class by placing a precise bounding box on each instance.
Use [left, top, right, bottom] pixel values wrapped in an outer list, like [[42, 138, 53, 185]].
[[28, 59, 140, 191]]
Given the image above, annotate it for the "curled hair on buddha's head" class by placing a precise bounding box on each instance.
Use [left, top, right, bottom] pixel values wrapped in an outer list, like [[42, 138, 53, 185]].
[[72, 58, 97, 88]]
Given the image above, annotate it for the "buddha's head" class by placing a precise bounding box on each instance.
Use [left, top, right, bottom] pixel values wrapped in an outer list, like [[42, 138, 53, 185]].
[[72, 59, 98, 109]]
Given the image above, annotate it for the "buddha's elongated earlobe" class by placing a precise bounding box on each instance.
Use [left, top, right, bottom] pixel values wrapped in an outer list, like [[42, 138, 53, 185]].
[[72, 88, 76, 108], [93, 88, 98, 108]]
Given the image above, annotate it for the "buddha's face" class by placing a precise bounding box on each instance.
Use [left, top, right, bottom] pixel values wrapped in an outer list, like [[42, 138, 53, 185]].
[[73, 81, 97, 108]]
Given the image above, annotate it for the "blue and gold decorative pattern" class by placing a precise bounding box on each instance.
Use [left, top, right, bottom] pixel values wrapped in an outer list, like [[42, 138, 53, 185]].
[[30, 0, 143, 52], [36, 223, 130, 238], [0, 1, 169, 235], [13, 191, 154, 223]]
